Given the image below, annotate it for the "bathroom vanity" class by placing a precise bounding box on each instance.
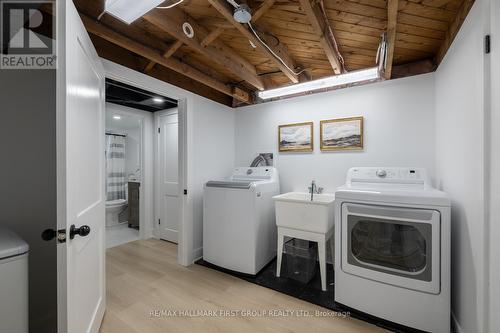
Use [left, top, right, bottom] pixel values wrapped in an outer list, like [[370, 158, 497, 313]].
[[128, 182, 140, 229]]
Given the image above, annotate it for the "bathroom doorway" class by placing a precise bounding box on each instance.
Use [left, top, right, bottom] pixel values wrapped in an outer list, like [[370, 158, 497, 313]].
[[104, 60, 192, 266], [105, 108, 144, 248], [104, 78, 179, 249]]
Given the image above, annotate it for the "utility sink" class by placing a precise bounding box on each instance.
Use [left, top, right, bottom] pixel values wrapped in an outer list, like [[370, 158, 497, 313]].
[[273, 192, 335, 234]]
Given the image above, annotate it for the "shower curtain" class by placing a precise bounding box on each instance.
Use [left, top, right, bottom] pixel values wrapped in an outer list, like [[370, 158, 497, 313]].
[[106, 135, 126, 201]]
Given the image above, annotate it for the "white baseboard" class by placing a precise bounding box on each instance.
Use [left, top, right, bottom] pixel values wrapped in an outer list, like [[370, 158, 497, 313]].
[[193, 247, 203, 262], [451, 312, 463, 333]]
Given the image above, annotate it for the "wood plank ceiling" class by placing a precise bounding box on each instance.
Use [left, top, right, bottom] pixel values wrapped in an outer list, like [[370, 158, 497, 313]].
[[74, 0, 475, 107]]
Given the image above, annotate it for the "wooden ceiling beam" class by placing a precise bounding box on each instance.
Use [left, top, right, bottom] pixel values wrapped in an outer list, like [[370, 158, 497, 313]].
[[391, 58, 436, 79], [207, 0, 301, 83], [198, 17, 234, 29], [80, 14, 252, 103], [199, 0, 276, 47], [143, 40, 183, 73], [251, 0, 276, 22], [232, 86, 251, 104], [434, 0, 475, 66], [143, 7, 265, 91], [201, 27, 226, 47], [298, 0, 343, 74], [384, 0, 399, 79], [89, 33, 232, 106]]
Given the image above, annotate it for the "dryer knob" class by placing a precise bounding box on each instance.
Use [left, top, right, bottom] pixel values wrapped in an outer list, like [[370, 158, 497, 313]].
[[376, 169, 387, 178]]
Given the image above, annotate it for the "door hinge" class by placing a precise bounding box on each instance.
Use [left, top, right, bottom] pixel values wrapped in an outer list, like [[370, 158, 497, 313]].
[[158, 127, 161, 133], [184, 189, 187, 195], [485, 35, 491, 54], [158, 219, 161, 225]]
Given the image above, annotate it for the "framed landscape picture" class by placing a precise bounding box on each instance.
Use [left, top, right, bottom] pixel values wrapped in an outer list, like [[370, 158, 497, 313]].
[[320, 116, 364, 151], [278, 122, 314, 152]]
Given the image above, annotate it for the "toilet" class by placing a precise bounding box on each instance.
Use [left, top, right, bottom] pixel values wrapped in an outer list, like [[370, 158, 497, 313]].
[[106, 182, 128, 227], [105, 199, 128, 226]]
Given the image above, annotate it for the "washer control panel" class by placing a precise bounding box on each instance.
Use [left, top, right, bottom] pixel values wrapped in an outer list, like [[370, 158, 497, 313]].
[[232, 167, 276, 180]]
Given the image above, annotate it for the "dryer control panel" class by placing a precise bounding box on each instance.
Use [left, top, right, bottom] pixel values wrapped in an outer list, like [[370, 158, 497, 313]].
[[347, 167, 428, 187]]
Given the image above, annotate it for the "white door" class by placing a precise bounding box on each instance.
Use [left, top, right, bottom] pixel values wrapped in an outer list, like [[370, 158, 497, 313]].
[[156, 110, 179, 243], [57, 2, 106, 333]]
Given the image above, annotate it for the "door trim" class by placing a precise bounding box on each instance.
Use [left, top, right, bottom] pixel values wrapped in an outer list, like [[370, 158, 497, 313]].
[[102, 60, 191, 266], [154, 109, 179, 243], [488, 0, 499, 330], [56, 1, 68, 330]]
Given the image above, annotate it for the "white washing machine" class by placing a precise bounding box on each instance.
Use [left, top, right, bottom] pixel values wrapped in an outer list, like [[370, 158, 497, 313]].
[[0, 227, 29, 333], [335, 167, 450, 333], [203, 167, 280, 274]]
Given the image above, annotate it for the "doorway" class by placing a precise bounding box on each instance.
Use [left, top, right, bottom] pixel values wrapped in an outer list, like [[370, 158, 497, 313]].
[[104, 107, 144, 248], [103, 60, 191, 266], [104, 78, 181, 250]]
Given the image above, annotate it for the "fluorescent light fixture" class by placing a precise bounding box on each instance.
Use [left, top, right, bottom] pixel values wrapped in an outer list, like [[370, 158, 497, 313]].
[[113, 115, 121, 120], [152, 97, 164, 103], [257, 67, 380, 100], [105, 0, 165, 24]]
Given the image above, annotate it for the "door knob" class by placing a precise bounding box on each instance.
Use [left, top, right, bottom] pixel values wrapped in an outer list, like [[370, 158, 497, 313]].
[[69, 224, 91, 240]]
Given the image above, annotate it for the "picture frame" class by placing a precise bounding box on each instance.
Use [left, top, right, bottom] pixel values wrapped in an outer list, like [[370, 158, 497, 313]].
[[320, 116, 364, 151], [278, 122, 314, 152]]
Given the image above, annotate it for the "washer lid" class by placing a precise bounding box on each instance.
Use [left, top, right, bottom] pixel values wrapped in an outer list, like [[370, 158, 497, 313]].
[[206, 180, 253, 189], [0, 227, 29, 259]]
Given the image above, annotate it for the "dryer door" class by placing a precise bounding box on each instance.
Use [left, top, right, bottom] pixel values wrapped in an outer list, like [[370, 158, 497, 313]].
[[341, 203, 440, 294]]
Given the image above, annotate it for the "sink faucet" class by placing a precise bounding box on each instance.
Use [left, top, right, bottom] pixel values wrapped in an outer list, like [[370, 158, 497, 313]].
[[308, 180, 324, 201]]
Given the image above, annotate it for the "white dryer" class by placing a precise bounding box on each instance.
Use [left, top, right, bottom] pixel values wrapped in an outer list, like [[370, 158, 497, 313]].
[[335, 167, 450, 333], [203, 167, 280, 274]]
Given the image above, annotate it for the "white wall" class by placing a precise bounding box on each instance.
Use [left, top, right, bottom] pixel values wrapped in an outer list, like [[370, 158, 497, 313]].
[[124, 127, 141, 179], [235, 74, 436, 193], [434, 1, 489, 332], [192, 99, 235, 259]]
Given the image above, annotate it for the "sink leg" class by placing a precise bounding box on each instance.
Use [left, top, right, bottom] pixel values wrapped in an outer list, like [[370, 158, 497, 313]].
[[276, 229, 284, 277], [318, 236, 327, 291]]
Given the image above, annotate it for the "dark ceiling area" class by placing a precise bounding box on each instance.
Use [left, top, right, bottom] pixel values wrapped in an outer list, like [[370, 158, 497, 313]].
[[105, 78, 178, 112]]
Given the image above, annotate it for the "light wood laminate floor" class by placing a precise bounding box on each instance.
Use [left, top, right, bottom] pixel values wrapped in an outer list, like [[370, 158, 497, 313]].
[[100, 239, 389, 333]]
